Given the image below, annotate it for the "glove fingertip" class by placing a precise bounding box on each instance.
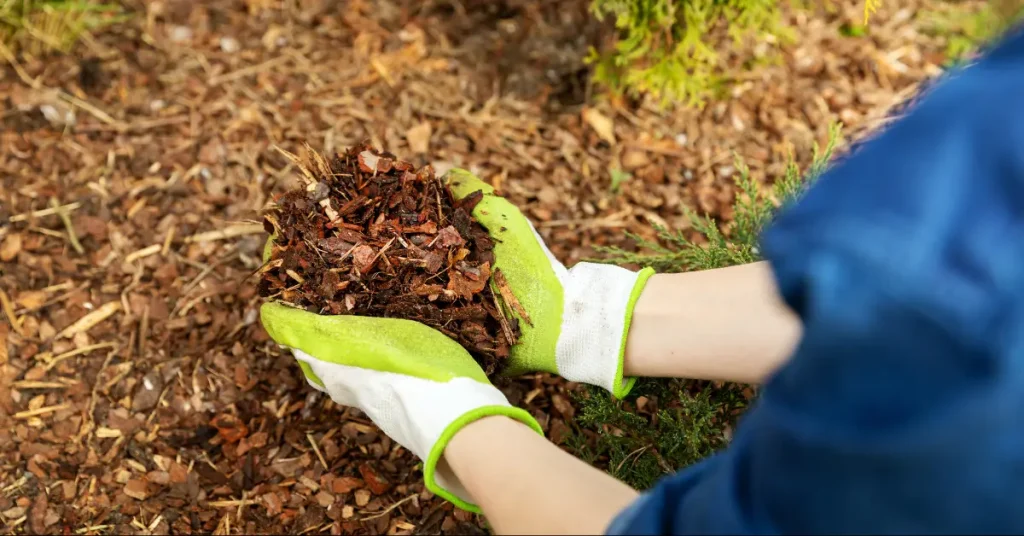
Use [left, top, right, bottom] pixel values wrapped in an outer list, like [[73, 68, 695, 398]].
[[445, 168, 494, 199]]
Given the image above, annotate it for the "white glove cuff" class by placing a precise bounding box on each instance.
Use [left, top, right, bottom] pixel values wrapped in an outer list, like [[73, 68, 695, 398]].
[[294, 351, 527, 510], [556, 263, 652, 396]]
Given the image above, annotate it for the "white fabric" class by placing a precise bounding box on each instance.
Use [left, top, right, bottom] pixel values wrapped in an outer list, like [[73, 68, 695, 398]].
[[293, 349, 511, 503], [527, 223, 642, 393], [557, 263, 641, 392]]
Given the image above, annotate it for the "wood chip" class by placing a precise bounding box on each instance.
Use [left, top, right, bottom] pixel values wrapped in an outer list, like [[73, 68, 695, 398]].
[[14, 403, 70, 419], [184, 224, 265, 243], [492, 269, 532, 326], [0, 288, 23, 336], [406, 121, 432, 153], [123, 244, 162, 263], [57, 302, 121, 339], [0, 232, 22, 261], [582, 108, 616, 145]]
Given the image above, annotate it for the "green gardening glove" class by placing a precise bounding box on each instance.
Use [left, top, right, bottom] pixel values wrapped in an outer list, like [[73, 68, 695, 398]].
[[261, 302, 542, 513], [447, 170, 654, 398]]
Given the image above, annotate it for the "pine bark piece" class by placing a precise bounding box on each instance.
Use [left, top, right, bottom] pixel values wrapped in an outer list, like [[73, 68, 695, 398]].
[[256, 143, 520, 376], [492, 269, 532, 327]]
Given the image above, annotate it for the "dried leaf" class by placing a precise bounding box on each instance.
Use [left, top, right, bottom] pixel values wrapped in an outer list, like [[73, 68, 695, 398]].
[[0, 233, 22, 261], [582, 108, 616, 144], [406, 121, 432, 154]]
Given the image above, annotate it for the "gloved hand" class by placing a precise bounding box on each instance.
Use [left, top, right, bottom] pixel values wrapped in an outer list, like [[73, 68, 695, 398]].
[[447, 170, 654, 398], [260, 302, 542, 512]]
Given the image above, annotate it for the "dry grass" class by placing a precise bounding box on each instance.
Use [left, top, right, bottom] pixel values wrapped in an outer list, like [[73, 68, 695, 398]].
[[0, 0, 122, 55]]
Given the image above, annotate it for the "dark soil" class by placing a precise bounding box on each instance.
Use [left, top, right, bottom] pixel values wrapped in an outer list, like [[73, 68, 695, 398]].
[[256, 143, 519, 376]]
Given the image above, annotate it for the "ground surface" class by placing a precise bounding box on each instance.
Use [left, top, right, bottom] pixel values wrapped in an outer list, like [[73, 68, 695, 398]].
[[1, 0, 952, 533]]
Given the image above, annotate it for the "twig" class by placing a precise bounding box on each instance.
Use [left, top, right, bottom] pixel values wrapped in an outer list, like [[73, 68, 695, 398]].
[[0, 40, 127, 130], [0, 288, 23, 336], [366, 237, 396, 270], [12, 380, 75, 389], [14, 403, 70, 419], [43, 342, 118, 371], [50, 198, 85, 254], [184, 223, 264, 243], [57, 302, 121, 339], [206, 499, 259, 508], [624, 142, 688, 157], [307, 433, 328, 470], [181, 246, 238, 295], [208, 55, 290, 86], [59, 91, 123, 128], [359, 494, 417, 521], [75, 114, 189, 133], [7, 202, 82, 223], [161, 227, 176, 256], [123, 244, 162, 264], [14, 282, 89, 315], [75, 525, 113, 534], [614, 445, 650, 474], [536, 218, 628, 229], [136, 303, 151, 360], [1, 475, 28, 496], [490, 285, 515, 346]]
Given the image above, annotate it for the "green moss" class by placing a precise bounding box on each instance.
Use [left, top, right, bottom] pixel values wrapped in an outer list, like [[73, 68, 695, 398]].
[[570, 123, 841, 490]]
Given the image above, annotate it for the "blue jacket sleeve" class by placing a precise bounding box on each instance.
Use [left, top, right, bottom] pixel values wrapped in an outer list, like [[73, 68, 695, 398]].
[[609, 27, 1024, 535]]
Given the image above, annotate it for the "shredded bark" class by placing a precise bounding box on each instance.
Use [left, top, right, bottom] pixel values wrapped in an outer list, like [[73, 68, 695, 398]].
[[256, 143, 519, 376]]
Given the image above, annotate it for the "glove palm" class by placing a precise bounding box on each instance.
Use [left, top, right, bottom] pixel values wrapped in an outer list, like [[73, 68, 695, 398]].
[[448, 170, 653, 397]]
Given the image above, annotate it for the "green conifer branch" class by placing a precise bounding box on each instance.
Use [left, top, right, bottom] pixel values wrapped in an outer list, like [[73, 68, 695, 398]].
[[574, 123, 841, 490]]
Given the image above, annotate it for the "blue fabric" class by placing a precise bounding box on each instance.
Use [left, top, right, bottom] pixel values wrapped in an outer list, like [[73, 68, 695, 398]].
[[609, 27, 1024, 535]]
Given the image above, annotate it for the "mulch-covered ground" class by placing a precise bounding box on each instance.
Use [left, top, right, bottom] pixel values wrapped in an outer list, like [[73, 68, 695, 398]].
[[1, 0, 951, 533]]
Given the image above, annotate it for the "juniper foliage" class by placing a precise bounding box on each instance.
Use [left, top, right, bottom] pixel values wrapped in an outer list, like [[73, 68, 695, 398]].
[[0, 0, 123, 55], [570, 123, 840, 490], [587, 0, 787, 108]]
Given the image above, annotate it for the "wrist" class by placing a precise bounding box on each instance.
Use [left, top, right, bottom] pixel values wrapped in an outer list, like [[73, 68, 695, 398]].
[[427, 405, 542, 513], [444, 414, 533, 462]]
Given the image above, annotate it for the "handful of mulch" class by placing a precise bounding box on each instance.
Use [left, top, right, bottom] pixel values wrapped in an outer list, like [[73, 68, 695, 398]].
[[256, 143, 520, 376]]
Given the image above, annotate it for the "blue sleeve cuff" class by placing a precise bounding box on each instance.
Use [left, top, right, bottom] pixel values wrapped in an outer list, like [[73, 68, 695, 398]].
[[606, 493, 652, 535]]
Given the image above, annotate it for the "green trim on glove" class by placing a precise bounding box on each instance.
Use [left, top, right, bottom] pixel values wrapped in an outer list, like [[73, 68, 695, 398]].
[[447, 169, 564, 376], [612, 267, 656, 398], [424, 406, 544, 513], [295, 360, 324, 388], [261, 302, 490, 384]]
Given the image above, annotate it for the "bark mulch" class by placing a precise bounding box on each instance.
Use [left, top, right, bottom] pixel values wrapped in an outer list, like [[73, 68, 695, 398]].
[[259, 143, 519, 376], [0, 0, 950, 533]]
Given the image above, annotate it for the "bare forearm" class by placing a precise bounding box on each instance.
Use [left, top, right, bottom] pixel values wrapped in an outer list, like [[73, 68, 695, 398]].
[[444, 416, 638, 534], [625, 261, 801, 384]]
